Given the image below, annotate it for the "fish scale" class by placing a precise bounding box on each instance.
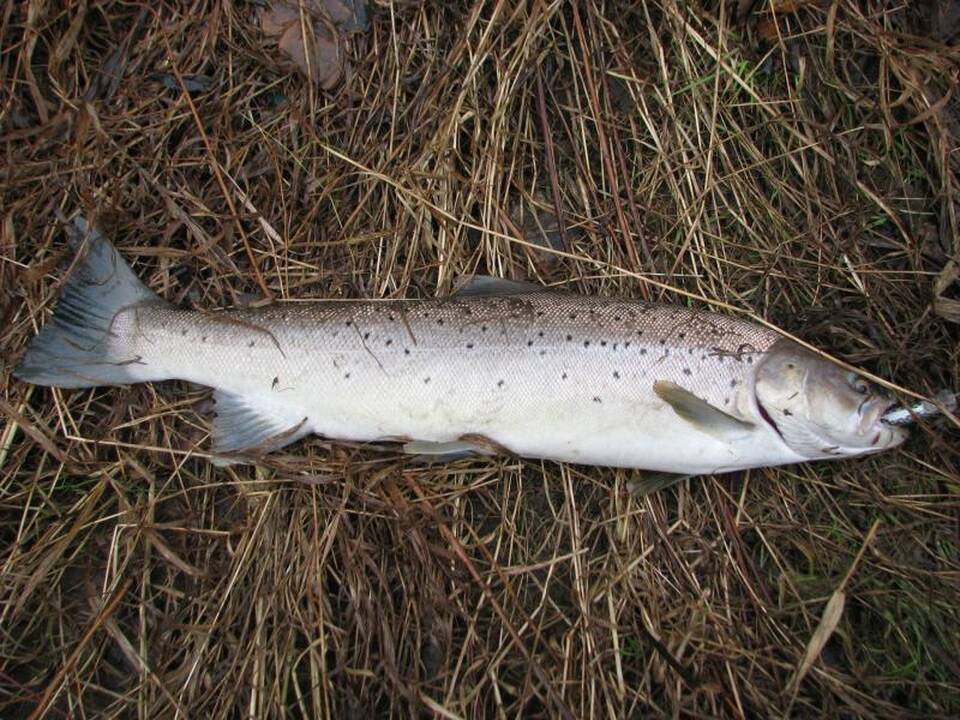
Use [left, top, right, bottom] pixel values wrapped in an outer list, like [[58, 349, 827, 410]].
[[15, 218, 909, 474]]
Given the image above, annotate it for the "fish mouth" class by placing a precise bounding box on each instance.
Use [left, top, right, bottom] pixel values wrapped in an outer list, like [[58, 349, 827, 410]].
[[859, 396, 896, 431], [860, 396, 909, 448]]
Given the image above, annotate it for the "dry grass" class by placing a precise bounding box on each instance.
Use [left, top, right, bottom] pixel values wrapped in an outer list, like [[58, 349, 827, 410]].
[[2, 0, 959, 717]]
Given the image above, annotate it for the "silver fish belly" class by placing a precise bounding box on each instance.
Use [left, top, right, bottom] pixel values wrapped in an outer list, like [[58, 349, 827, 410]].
[[14, 218, 908, 474]]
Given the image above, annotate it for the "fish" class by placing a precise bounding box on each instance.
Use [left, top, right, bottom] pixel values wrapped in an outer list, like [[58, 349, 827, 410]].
[[13, 216, 912, 475]]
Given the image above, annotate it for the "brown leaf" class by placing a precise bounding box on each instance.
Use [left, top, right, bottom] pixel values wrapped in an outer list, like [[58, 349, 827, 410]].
[[771, 0, 817, 12], [260, 4, 300, 36], [757, 16, 778, 43], [323, 0, 368, 31], [259, 2, 345, 88], [933, 260, 960, 323], [278, 20, 341, 88]]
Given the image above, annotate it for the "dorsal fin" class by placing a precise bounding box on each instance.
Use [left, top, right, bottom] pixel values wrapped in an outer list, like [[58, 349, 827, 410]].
[[452, 275, 544, 297]]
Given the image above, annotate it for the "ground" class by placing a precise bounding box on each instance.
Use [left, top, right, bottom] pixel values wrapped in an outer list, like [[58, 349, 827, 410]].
[[1, 1, 959, 718]]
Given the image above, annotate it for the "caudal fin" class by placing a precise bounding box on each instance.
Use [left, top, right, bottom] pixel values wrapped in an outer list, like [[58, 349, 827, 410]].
[[14, 216, 165, 388]]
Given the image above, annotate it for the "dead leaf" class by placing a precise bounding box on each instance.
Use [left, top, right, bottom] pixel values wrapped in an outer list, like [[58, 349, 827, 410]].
[[279, 20, 341, 88], [260, 4, 300, 36], [789, 589, 845, 692], [933, 260, 960, 323], [757, 16, 778, 43], [259, 1, 358, 89], [771, 0, 817, 12], [513, 205, 581, 275], [323, 0, 369, 32]]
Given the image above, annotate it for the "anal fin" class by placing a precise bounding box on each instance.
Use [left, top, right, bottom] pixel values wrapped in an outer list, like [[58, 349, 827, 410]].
[[402, 439, 496, 463], [210, 390, 311, 465]]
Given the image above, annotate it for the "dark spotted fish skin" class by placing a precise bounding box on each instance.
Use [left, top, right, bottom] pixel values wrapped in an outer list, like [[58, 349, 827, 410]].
[[111, 293, 788, 470]]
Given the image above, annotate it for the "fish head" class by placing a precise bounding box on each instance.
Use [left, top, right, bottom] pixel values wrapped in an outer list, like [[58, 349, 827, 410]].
[[754, 340, 908, 460]]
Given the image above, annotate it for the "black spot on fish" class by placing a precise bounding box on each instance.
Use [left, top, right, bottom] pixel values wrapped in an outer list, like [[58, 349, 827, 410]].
[[613, 343, 619, 350], [272, 377, 279, 389], [388, 314, 395, 322], [424, 377, 431, 384], [724, 398, 729, 405], [593, 396, 602, 403], [386, 339, 393, 346], [527, 340, 534, 347], [363, 332, 370, 340], [497, 379, 505, 388], [683, 368, 691, 375], [730, 379, 738, 387], [688, 348, 694, 355], [584, 340, 591, 347], [466, 343, 474, 349], [614, 315, 621, 321], [566, 334, 573, 341], [201, 336, 207, 342], [248, 341, 255, 348], [536, 310, 545, 317], [613, 371, 620, 379], [437, 318, 444, 325], [404, 348, 410, 355], [600, 340, 607, 347], [783, 409, 793, 416], [637, 330, 644, 337], [569, 313, 577, 320], [344, 372, 351, 379], [747, 357, 754, 364], [678, 332, 686, 339], [345, 320, 352, 326], [181, 329, 187, 336], [539, 349, 546, 356], [538, 331, 544, 338], [482, 325, 488, 332], [625, 341, 631, 348], [640, 348, 647, 355], [562, 372, 568, 380], [659, 339, 666, 345]]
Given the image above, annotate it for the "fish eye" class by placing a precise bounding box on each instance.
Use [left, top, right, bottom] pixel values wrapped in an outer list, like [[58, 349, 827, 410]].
[[846, 371, 869, 395]]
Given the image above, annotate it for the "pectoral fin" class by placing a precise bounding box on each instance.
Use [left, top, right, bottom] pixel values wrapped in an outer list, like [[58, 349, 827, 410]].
[[653, 380, 754, 439]]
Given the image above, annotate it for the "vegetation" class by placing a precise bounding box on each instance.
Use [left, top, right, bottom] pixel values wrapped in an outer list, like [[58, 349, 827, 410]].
[[2, 1, 958, 717]]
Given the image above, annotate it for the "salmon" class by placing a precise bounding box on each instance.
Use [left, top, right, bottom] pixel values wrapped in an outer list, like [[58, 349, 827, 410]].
[[14, 217, 908, 474]]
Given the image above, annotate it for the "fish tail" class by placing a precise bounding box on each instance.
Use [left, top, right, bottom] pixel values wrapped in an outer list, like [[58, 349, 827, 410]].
[[14, 216, 166, 388]]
